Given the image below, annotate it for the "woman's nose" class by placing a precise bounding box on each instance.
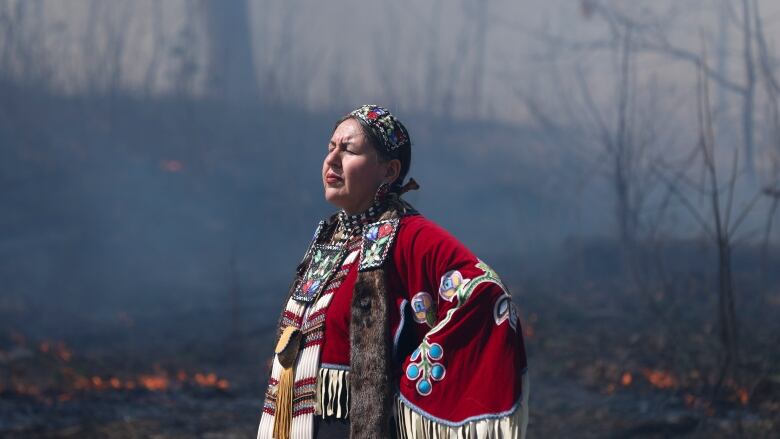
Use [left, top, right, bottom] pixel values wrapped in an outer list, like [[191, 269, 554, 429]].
[[325, 149, 340, 168]]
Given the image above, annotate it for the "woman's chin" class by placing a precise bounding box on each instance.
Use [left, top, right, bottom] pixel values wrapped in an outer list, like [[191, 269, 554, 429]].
[[324, 189, 348, 208]]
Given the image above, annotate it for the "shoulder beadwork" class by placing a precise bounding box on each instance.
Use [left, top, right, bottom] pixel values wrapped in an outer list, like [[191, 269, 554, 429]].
[[300, 220, 327, 265], [358, 218, 400, 271]]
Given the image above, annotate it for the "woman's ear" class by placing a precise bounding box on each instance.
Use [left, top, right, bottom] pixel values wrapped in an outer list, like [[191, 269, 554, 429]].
[[384, 159, 402, 184]]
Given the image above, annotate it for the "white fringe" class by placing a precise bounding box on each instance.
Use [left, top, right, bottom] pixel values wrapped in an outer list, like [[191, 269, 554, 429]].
[[316, 367, 350, 419], [257, 290, 337, 439], [395, 373, 529, 439]]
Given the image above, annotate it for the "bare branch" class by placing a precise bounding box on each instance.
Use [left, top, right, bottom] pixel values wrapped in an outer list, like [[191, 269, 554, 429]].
[[634, 39, 746, 94], [754, 0, 780, 94], [654, 165, 716, 240], [574, 64, 614, 155], [729, 188, 768, 236], [723, 148, 740, 234]]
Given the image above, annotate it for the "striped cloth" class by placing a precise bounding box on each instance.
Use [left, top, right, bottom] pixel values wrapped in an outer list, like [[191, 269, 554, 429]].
[[257, 236, 361, 439]]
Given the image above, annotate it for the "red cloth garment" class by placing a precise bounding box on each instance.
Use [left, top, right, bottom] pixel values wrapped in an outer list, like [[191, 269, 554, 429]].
[[318, 213, 529, 432], [318, 245, 358, 368]]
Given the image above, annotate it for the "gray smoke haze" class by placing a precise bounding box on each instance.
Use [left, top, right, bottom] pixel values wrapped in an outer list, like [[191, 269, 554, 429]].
[[1, 0, 780, 340]]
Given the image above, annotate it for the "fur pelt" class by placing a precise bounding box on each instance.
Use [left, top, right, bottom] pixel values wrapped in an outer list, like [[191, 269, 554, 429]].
[[349, 262, 394, 437], [349, 198, 413, 438]]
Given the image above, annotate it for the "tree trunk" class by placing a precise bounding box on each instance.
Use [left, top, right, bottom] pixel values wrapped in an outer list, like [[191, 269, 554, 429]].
[[716, 238, 739, 393], [741, 0, 756, 176], [203, 0, 259, 101]]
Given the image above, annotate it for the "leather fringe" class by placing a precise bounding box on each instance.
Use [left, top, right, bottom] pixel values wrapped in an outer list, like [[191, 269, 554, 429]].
[[395, 373, 530, 439], [273, 366, 294, 439], [316, 367, 350, 419]]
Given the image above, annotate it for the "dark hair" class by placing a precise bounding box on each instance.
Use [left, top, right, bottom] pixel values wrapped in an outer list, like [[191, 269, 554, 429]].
[[333, 115, 412, 192]]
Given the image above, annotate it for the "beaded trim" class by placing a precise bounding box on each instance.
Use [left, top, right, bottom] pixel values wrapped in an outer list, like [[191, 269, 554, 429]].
[[337, 202, 383, 233], [358, 218, 400, 271], [300, 220, 327, 266], [349, 105, 410, 154], [336, 183, 390, 235], [292, 244, 346, 303]]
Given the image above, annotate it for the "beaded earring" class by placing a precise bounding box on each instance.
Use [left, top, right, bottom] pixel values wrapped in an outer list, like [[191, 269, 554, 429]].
[[374, 181, 391, 203]]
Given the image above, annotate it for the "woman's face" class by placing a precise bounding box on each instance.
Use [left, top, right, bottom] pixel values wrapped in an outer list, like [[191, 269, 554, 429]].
[[322, 118, 397, 214]]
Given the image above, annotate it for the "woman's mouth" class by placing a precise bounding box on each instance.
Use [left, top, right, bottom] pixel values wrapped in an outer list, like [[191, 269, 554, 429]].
[[325, 173, 343, 184]]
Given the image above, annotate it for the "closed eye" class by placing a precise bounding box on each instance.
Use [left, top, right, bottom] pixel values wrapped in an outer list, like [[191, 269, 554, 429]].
[[328, 142, 358, 155]]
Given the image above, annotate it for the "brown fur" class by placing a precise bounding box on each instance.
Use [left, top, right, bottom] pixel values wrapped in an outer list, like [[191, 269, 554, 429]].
[[349, 201, 412, 438], [350, 266, 394, 437]]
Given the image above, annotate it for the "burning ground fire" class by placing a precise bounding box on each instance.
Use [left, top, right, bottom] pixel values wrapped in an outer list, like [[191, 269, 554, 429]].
[[641, 368, 678, 389], [68, 369, 229, 393], [1, 333, 229, 405], [571, 353, 751, 409], [602, 366, 750, 408], [524, 313, 753, 409]]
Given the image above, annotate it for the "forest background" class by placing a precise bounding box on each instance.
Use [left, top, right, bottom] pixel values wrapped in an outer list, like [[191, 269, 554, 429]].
[[1, 1, 779, 437]]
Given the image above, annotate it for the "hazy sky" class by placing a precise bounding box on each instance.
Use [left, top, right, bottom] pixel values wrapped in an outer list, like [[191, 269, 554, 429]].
[[8, 0, 780, 125]]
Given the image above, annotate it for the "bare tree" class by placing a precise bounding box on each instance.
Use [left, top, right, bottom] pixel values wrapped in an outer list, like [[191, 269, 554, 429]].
[[521, 6, 670, 253], [201, 0, 259, 101], [143, 0, 165, 96], [380, 0, 492, 119], [169, 6, 202, 97], [463, 0, 489, 115], [656, 58, 775, 395], [260, 0, 314, 106], [754, 0, 780, 175], [578, 0, 779, 179], [0, 0, 53, 87]]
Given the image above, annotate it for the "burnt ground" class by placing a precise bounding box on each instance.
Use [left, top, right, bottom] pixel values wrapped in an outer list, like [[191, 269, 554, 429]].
[[1, 245, 780, 439]]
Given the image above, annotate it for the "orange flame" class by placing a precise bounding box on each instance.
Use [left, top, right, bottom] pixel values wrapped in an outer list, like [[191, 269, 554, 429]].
[[6, 333, 231, 401], [737, 388, 749, 405], [194, 373, 230, 390], [38, 340, 72, 362], [138, 374, 169, 391], [642, 369, 677, 389]]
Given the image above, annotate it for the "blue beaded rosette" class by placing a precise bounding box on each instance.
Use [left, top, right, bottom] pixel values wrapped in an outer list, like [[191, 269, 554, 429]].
[[405, 340, 446, 396]]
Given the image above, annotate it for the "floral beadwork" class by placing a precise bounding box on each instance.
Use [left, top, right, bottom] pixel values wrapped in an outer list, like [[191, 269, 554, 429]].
[[438, 270, 470, 302], [349, 105, 411, 154], [405, 340, 446, 396], [299, 220, 326, 266], [404, 260, 508, 397], [292, 244, 345, 302], [494, 293, 519, 331], [428, 260, 507, 337], [358, 218, 400, 271], [411, 292, 436, 327]]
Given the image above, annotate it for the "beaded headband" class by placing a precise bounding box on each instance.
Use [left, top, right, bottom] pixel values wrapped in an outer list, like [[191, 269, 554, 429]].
[[348, 105, 411, 155]]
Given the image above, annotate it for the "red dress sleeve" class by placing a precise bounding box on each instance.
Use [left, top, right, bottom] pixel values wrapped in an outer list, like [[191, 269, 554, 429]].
[[390, 215, 529, 437]]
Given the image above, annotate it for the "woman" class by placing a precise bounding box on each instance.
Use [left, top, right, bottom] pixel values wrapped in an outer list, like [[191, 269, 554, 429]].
[[257, 105, 529, 439]]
